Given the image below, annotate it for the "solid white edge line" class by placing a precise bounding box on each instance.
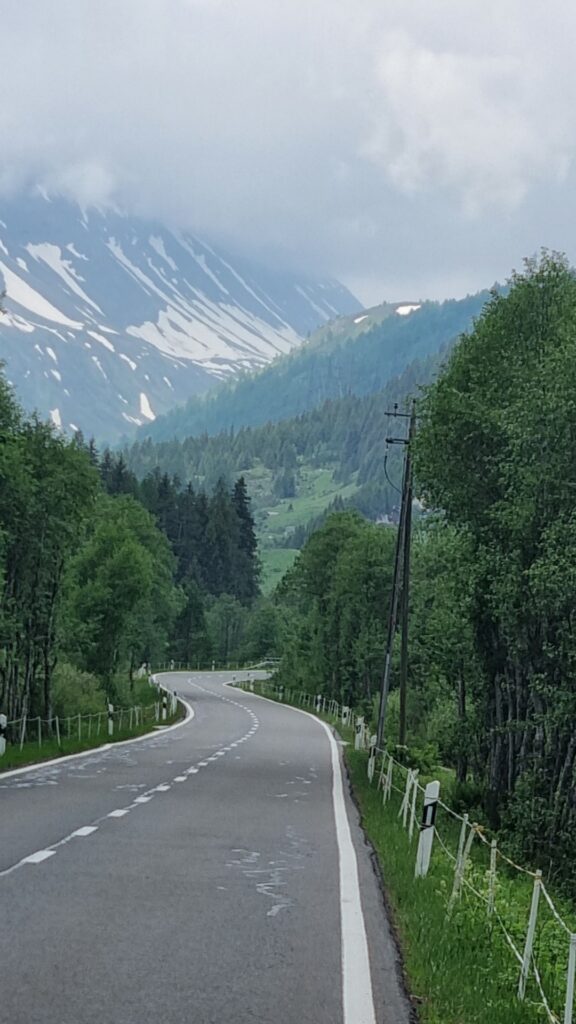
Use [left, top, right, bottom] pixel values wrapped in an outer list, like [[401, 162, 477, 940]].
[[0, 678, 194, 781], [226, 684, 377, 1024]]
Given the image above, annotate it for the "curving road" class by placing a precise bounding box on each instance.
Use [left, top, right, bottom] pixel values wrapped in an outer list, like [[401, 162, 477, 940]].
[[0, 672, 411, 1024]]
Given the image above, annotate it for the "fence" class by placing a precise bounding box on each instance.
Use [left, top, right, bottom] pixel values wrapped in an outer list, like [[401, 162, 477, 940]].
[[236, 677, 576, 1024], [0, 677, 179, 756]]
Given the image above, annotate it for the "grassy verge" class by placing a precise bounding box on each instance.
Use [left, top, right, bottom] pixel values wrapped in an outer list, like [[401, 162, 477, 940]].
[[346, 749, 571, 1024], [0, 679, 183, 773]]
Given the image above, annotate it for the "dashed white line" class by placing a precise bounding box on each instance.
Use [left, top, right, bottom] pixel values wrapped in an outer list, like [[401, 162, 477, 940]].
[[108, 809, 130, 818], [71, 826, 98, 837], [23, 850, 55, 864]]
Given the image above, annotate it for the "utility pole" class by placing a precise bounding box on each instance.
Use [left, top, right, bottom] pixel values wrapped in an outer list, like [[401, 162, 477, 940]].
[[399, 402, 417, 746], [376, 400, 417, 751]]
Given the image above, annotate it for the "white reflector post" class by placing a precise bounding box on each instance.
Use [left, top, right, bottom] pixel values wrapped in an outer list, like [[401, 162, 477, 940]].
[[0, 712, 6, 756], [415, 780, 440, 878]]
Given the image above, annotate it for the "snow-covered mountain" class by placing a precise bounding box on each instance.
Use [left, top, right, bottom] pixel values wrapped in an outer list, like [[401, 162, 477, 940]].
[[0, 194, 360, 439]]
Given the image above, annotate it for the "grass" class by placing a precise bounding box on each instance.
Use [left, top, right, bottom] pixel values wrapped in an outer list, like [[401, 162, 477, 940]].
[[259, 547, 299, 594], [347, 749, 572, 1024], [0, 678, 182, 773]]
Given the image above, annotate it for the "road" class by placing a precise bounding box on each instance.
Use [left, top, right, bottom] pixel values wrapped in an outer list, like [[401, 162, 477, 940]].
[[0, 672, 411, 1024]]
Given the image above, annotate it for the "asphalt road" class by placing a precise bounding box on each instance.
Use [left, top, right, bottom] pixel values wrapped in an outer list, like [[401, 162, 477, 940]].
[[0, 672, 411, 1024]]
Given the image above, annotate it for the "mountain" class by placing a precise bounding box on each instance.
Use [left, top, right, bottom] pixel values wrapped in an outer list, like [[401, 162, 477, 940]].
[[138, 290, 490, 443], [0, 193, 360, 438]]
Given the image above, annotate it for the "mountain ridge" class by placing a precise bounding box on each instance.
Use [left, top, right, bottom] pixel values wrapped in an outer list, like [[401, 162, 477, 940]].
[[137, 289, 490, 444], [0, 193, 360, 438]]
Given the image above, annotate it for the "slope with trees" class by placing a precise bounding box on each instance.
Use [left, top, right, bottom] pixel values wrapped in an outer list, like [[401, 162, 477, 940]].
[[136, 291, 490, 443]]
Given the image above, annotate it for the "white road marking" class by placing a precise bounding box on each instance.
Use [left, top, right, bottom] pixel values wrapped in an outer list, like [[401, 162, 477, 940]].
[[23, 850, 55, 864], [71, 826, 98, 837], [134, 795, 153, 803], [234, 688, 377, 1024], [198, 761, 209, 767], [108, 808, 130, 818], [173, 776, 187, 782], [155, 784, 171, 791]]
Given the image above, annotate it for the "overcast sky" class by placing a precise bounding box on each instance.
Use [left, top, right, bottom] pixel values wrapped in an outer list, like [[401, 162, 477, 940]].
[[0, 0, 573, 304]]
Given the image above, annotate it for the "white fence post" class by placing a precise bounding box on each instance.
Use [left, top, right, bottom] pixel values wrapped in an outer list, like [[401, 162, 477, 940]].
[[0, 713, 6, 757], [37, 717, 42, 748], [384, 755, 393, 802], [518, 870, 542, 1001], [415, 780, 440, 878], [19, 714, 27, 750], [448, 816, 474, 914], [77, 714, 81, 741], [108, 703, 114, 737], [408, 772, 419, 842], [488, 839, 497, 916], [367, 745, 376, 783], [55, 715, 61, 746], [354, 716, 365, 750], [564, 933, 576, 1024], [400, 769, 415, 828], [162, 692, 167, 721]]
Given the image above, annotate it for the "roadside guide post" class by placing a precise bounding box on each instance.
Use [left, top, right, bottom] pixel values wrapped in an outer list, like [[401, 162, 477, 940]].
[[415, 780, 440, 878]]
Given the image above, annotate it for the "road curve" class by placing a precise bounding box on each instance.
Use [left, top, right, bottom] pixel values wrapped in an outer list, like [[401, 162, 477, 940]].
[[0, 671, 411, 1024]]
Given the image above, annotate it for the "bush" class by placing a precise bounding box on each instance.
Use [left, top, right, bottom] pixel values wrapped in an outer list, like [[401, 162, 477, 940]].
[[52, 663, 107, 717]]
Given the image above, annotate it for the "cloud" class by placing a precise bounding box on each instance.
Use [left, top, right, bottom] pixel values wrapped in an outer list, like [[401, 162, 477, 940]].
[[0, 0, 575, 302]]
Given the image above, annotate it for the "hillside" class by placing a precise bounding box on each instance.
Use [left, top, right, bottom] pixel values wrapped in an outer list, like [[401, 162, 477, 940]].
[[137, 290, 490, 443], [0, 193, 360, 439], [124, 351, 439, 591]]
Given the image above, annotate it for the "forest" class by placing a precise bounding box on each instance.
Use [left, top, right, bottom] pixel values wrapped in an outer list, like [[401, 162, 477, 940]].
[[124, 352, 439, 530], [0, 376, 261, 725], [268, 254, 576, 884]]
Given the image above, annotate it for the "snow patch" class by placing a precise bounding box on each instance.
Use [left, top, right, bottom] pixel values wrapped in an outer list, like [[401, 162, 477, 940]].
[[139, 392, 155, 420], [0, 261, 83, 328], [395, 304, 421, 316], [354, 315, 369, 324], [88, 330, 115, 352], [66, 243, 88, 261], [91, 355, 108, 380], [16, 257, 28, 272], [46, 347, 58, 363], [27, 243, 103, 314], [149, 235, 177, 272], [119, 353, 137, 371], [50, 369, 62, 382]]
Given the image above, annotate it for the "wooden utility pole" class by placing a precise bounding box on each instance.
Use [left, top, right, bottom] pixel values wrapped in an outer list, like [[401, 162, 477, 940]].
[[375, 400, 417, 751], [399, 402, 417, 746]]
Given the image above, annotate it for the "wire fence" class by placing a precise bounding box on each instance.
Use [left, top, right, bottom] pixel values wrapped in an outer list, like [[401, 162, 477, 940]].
[[237, 677, 576, 1024], [1, 677, 179, 755]]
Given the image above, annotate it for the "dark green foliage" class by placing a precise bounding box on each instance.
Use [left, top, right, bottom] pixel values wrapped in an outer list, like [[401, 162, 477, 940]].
[[0, 365, 261, 721], [275, 512, 395, 704], [415, 253, 576, 875]]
